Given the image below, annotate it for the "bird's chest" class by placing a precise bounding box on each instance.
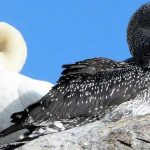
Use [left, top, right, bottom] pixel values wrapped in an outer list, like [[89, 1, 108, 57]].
[[104, 87, 150, 122], [130, 88, 150, 116]]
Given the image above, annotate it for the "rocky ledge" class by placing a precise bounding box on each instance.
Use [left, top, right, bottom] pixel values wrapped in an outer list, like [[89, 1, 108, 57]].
[[17, 114, 150, 150]]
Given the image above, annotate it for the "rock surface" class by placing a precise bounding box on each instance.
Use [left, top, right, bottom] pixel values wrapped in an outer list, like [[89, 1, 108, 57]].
[[17, 115, 150, 150]]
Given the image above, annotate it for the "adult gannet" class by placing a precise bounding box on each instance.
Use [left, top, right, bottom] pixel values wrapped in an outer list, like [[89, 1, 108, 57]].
[[0, 23, 53, 132]]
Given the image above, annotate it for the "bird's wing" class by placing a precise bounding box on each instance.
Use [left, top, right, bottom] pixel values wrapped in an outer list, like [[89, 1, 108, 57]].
[[11, 61, 145, 126], [59, 57, 130, 83]]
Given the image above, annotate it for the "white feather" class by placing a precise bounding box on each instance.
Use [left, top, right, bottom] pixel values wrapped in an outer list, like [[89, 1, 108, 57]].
[[0, 22, 27, 72], [0, 22, 53, 144]]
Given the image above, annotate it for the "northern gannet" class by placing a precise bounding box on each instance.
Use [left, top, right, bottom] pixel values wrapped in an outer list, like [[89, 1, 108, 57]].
[[1, 3, 150, 149], [0, 23, 53, 133]]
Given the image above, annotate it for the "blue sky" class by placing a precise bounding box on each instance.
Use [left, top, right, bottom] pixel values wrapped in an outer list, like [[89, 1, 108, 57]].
[[0, 0, 148, 84]]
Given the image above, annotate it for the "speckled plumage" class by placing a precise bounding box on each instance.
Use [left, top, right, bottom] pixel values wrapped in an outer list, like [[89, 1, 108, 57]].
[[1, 2, 150, 150], [127, 3, 150, 66]]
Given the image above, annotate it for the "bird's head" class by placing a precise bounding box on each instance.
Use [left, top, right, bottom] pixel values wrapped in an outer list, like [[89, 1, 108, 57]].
[[127, 3, 150, 67], [0, 22, 27, 72]]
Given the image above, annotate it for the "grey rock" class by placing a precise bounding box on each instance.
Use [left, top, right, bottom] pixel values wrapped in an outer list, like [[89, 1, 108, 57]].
[[17, 115, 150, 150]]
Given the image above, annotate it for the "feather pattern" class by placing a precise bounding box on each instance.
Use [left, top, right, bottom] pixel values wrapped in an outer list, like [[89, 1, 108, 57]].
[[1, 2, 150, 149]]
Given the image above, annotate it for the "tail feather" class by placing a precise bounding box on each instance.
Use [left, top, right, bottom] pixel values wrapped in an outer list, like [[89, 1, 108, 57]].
[[0, 124, 27, 138], [0, 142, 25, 150], [0, 133, 42, 150]]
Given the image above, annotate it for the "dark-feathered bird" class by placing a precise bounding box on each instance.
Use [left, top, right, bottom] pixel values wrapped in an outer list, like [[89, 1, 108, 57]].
[[1, 2, 150, 149]]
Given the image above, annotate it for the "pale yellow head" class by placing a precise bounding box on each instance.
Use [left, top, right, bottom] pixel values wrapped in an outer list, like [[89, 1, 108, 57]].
[[0, 22, 27, 72]]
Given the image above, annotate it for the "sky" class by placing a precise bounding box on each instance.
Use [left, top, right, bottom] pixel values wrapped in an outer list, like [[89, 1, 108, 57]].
[[0, 0, 149, 84]]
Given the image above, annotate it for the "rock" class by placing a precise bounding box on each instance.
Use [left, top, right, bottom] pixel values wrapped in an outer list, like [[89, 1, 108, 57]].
[[17, 115, 150, 150]]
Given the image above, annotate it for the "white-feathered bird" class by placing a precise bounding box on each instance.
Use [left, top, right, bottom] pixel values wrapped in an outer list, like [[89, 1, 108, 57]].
[[0, 22, 53, 132]]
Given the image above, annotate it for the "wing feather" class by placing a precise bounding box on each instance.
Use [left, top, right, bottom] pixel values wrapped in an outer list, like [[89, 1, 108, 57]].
[[11, 57, 145, 127]]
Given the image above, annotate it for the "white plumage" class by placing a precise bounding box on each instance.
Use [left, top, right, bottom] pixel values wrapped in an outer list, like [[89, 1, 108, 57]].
[[0, 22, 53, 132], [0, 22, 27, 72]]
